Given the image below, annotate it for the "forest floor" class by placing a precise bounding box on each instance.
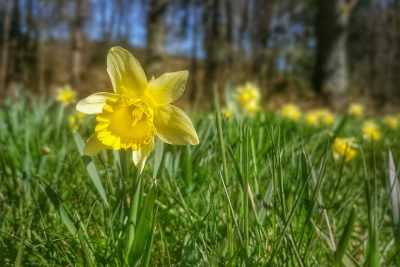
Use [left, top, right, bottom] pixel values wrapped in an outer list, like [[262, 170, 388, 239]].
[[1, 92, 400, 266]]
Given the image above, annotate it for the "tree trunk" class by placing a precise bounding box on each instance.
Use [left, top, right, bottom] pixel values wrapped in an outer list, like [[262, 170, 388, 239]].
[[71, 0, 87, 88], [146, 0, 168, 77], [0, 0, 14, 94], [314, 0, 358, 106], [224, 0, 234, 67], [189, 4, 201, 107], [251, 0, 274, 84], [203, 0, 226, 98]]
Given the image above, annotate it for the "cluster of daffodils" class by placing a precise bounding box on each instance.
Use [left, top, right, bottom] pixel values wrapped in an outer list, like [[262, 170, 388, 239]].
[[76, 47, 199, 170], [329, 102, 400, 163], [332, 137, 358, 162], [362, 120, 381, 141], [305, 109, 335, 127], [278, 103, 336, 127], [348, 102, 399, 130], [235, 82, 261, 116], [280, 103, 302, 122]]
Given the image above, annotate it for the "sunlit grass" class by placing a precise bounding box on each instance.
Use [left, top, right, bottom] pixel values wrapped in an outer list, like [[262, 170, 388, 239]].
[[1, 91, 400, 266]]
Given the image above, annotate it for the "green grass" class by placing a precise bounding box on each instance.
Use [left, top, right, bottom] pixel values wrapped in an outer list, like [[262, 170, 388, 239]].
[[1, 92, 400, 266]]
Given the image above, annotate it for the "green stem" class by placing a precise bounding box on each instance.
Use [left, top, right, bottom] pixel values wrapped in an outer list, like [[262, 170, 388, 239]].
[[124, 172, 142, 262], [56, 105, 65, 139]]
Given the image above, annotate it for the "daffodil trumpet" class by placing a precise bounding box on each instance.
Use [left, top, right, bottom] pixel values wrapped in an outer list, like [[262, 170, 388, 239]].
[[76, 46, 199, 171]]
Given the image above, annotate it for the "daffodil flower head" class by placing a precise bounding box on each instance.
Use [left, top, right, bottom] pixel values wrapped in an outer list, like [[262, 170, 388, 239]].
[[383, 115, 398, 129], [317, 109, 335, 126], [76, 46, 199, 171], [332, 137, 357, 162], [362, 120, 381, 141], [68, 112, 85, 131], [222, 107, 234, 120], [235, 82, 260, 109], [305, 111, 320, 126], [348, 103, 364, 118], [243, 101, 260, 117], [280, 103, 301, 122], [57, 85, 77, 106]]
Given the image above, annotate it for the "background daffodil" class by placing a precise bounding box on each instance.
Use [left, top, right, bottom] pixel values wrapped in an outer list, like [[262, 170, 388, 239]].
[[280, 103, 301, 122], [68, 112, 85, 131], [383, 115, 398, 129], [76, 46, 199, 170], [235, 82, 260, 108], [317, 109, 335, 126], [305, 111, 320, 126], [56, 85, 77, 106], [362, 120, 381, 141], [221, 107, 234, 120], [332, 137, 357, 162], [235, 82, 261, 116], [348, 103, 364, 118]]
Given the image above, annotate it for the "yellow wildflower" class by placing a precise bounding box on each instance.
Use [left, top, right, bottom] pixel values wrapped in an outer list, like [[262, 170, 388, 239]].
[[383, 115, 398, 129], [222, 107, 234, 120], [305, 111, 320, 126], [57, 85, 77, 106], [235, 82, 260, 108], [305, 109, 334, 127], [68, 112, 85, 131], [348, 103, 364, 118], [76, 47, 199, 170], [280, 104, 301, 122], [318, 109, 335, 126], [332, 137, 357, 162], [243, 101, 259, 116], [362, 121, 381, 141]]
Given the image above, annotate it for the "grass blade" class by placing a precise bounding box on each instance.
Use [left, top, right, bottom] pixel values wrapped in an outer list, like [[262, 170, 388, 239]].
[[334, 208, 356, 264], [73, 132, 109, 207]]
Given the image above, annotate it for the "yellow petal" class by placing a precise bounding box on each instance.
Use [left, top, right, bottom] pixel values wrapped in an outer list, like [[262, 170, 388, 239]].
[[76, 92, 117, 114], [154, 105, 199, 145], [132, 140, 154, 173], [107, 46, 147, 97], [147, 71, 188, 105], [84, 135, 109, 156]]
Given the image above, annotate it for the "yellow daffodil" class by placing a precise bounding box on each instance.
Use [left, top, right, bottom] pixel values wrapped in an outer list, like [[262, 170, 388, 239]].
[[383, 115, 398, 129], [280, 103, 301, 122], [76, 46, 199, 170], [68, 112, 85, 131], [305, 111, 320, 126], [235, 82, 260, 108], [332, 137, 357, 162], [348, 103, 364, 118], [362, 121, 381, 141], [243, 101, 259, 116], [222, 107, 234, 120], [305, 109, 334, 127], [318, 109, 335, 126], [57, 85, 77, 106]]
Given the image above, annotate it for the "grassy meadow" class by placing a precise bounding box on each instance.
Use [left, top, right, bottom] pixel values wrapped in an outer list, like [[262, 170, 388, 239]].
[[1, 90, 400, 266]]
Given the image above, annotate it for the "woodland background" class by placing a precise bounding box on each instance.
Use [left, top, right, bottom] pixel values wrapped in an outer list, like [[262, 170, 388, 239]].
[[1, 0, 400, 110]]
